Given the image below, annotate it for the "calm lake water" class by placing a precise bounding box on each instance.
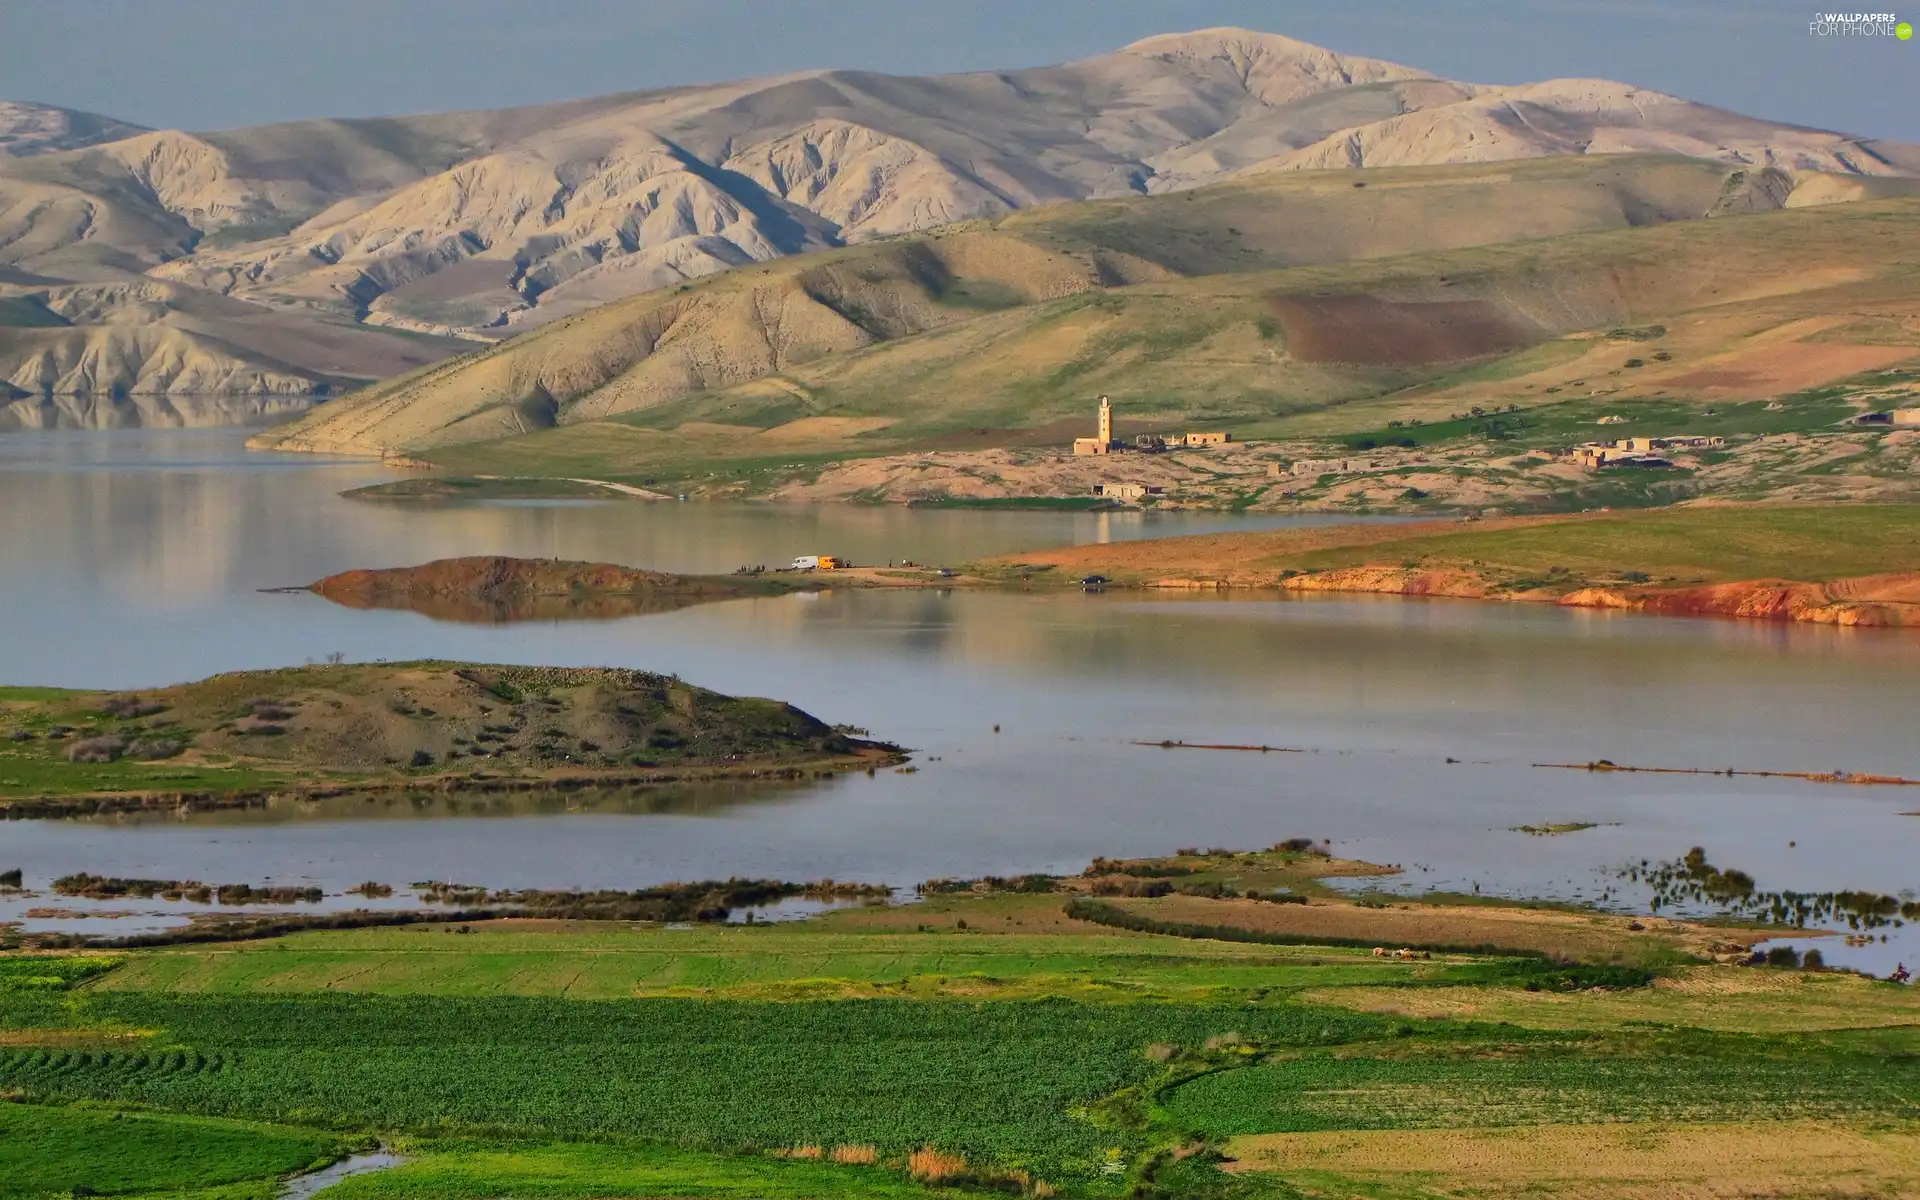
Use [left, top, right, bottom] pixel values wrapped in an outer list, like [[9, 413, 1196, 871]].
[[1, 429, 1916, 972]]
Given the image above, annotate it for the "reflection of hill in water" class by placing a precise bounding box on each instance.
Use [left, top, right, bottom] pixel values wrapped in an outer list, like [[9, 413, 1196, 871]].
[[322, 585, 730, 624], [80, 778, 823, 827], [0, 394, 318, 431]]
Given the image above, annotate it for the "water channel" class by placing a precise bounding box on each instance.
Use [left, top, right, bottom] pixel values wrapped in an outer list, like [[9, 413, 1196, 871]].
[[1, 429, 1915, 971]]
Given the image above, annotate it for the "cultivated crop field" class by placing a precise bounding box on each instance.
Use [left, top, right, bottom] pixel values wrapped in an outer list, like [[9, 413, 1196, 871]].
[[2, 861, 1917, 1199]]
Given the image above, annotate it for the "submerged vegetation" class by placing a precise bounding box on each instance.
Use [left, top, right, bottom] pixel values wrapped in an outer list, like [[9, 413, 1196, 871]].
[[1624, 846, 1920, 932]]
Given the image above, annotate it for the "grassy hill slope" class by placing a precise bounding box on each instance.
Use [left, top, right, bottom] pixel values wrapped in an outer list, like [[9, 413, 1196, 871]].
[[255, 155, 1909, 463]]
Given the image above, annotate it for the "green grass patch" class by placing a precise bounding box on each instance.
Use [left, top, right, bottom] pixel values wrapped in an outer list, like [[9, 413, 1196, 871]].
[[1281, 504, 1920, 584], [0, 1103, 345, 1199], [326, 1138, 936, 1200], [1162, 1045, 1920, 1134], [94, 924, 1444, 1000], [1327, 392, 1860, 454]]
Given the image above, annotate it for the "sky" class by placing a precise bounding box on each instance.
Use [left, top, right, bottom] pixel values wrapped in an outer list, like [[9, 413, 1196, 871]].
[[4, 0, 1917, 140]]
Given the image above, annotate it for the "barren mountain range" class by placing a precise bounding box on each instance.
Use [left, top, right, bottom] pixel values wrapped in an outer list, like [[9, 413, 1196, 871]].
[[5, 27, 1920, 421]]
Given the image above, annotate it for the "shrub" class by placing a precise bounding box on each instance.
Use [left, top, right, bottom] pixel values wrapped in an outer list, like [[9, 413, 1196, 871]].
[[1092, 879, 1174, 898], [1766, 945, 1801, 968], [8, 728, 34, 741], [1176, 881, 1239, 899], [65, 736, 127, 763], [100, 696, 166, 719], [1800, 948, 1825, 970], [1252, 890, 1309, 905], [1622, 571, 1652, 584], [409, 750, 435, 768], [126, 737, 185, 761], [242, 699, 296, 721], [0, 869, 21, 888]]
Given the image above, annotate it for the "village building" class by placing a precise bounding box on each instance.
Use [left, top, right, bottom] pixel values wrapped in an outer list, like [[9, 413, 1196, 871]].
[[1073, 396, 1119, 456], [1569, 435, 1723, 470], [1273, 457, 1381, 478], [1172, 431, 1232, 447], [1091, 483, 1163, 500]]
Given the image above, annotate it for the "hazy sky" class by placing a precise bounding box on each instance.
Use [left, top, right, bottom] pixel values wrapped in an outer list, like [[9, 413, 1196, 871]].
[[5, 0, 1917, 140]]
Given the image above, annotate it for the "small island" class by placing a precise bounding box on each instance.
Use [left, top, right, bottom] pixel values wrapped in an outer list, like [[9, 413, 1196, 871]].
[[0, 661, 900, 815], [305, 556, 826, 623]]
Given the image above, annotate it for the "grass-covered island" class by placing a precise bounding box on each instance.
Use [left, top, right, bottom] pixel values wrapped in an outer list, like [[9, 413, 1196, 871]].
[[1, 844, 1915, 1199], [0, 661, 898, 815]]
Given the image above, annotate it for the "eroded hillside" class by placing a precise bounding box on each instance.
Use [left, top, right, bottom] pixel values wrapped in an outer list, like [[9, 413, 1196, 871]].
[[252, 157, 1920, 461], [4, 27, 1918, 405]]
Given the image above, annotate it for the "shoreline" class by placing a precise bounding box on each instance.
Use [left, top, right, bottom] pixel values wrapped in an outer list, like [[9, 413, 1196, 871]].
[[983, 506, 1920, 630], [0, 748, 903, 820]]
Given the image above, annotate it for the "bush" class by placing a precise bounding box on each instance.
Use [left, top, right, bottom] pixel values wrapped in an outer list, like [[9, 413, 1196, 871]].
[[1766, 945, 1801, 968], [99, 696, 166, 719], [1092, 879, 1174, 898], [126, 737, 185, 761], [0, 869, 21, 888], [8, 729, 33, 741], [1252, 890, 1309, 905], [65, 736, 127, 764], [242, 699, 296, 721], [1176, 881, 1240, 899], [409, 749, 435, 768], [1800, 948, 1825, 970]]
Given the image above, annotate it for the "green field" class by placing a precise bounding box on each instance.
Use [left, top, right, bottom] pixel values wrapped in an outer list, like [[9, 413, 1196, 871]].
[[324, 1139, 940, 1200], [97, 923, 1457, 999], [0, 1104, 344, 1200], [3, 875, 1917, 1199]]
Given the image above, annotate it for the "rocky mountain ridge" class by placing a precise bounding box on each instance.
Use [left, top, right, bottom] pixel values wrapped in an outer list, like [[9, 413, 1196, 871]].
[[4, 27, 1918, 401]]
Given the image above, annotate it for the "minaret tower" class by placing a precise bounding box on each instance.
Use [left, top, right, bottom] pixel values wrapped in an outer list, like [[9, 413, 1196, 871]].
[[1098, 395, 1112, 447]]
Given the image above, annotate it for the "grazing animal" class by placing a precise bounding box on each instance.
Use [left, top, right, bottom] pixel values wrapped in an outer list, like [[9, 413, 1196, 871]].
[[1372, 947, 1387, 957]]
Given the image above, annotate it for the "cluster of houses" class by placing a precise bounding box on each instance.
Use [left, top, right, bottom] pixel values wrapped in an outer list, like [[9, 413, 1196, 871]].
[[1271, 456, 1392, 479], [1072, 396, 1232, 456], [1070, 396, 1231, 502], [1568, 435, 1724, 470]]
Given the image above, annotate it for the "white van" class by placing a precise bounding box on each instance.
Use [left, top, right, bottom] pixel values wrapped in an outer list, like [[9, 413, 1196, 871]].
[[790, 555, 821, 570]]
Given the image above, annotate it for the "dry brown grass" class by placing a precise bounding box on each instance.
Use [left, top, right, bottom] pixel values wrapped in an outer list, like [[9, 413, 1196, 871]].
[[1105, 893, 1759, 963], [829, 1144, 878, 1165], [778, 1144, 823, 1160], [1302, 965, 1920, 1033], [1223, 1121, 1920, 1198], [907, 1147, 970, 1182]]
